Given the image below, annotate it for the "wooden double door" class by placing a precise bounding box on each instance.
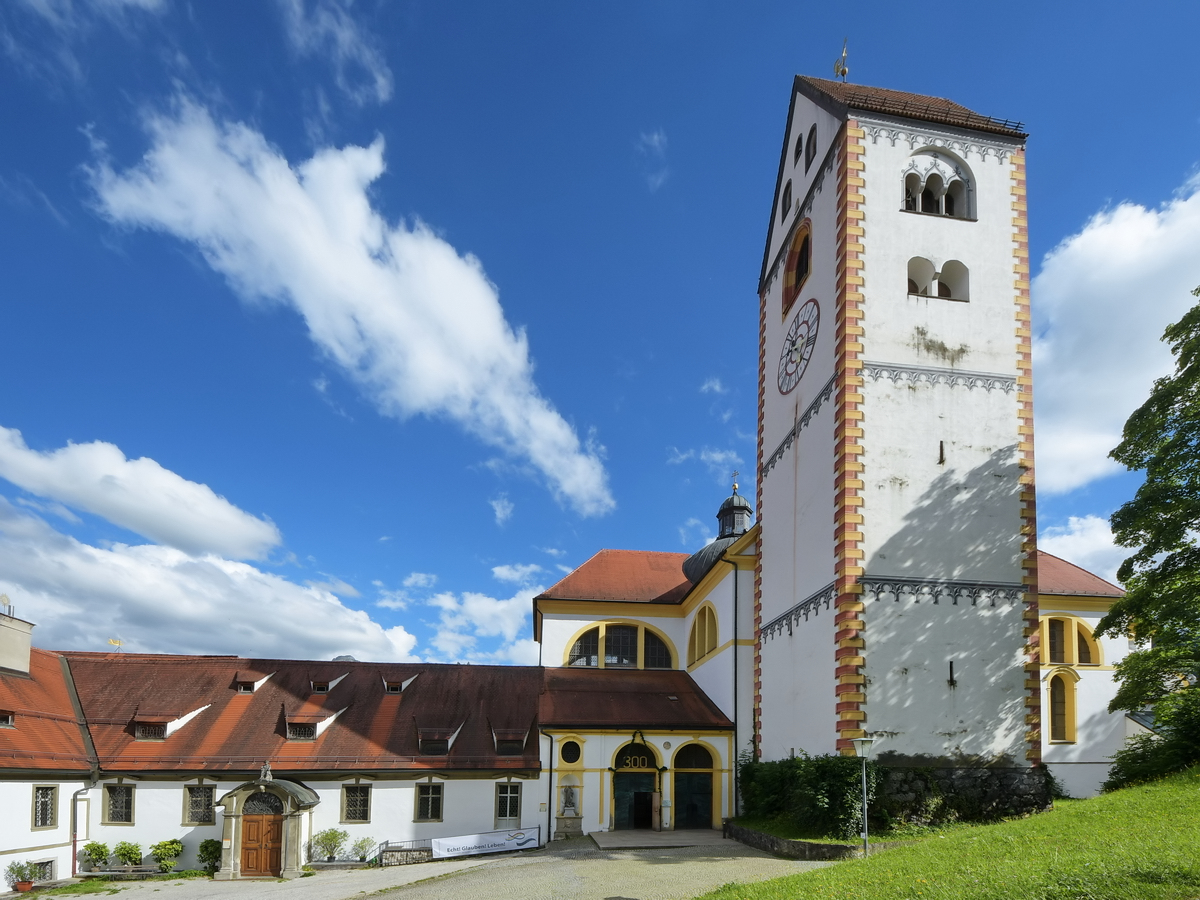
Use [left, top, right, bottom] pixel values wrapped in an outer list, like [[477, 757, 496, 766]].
[[241, 815, 283, 877]]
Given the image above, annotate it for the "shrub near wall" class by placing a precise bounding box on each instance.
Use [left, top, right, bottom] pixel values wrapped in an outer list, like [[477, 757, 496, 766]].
[[738, 753, 1052, 837]]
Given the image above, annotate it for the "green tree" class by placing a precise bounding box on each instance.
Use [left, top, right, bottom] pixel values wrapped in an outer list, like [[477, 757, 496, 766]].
[[1098, 285, 1200, 784]]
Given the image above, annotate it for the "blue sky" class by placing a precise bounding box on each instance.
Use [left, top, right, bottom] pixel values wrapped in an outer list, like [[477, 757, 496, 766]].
[[1, 0, 1198, 663]]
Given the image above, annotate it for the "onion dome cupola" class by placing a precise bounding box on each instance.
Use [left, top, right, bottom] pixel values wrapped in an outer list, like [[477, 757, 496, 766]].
[[682, 477, 755, 585]]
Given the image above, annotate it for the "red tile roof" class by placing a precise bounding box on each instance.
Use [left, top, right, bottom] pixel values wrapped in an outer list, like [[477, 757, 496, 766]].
[[536, 550, 691, 604], [61, 653, 543, 773], [539, 668, 732, 730], [0, 648, 93, 771], [798, 76, 1027, 138], [1037, 550, 1123, 597]]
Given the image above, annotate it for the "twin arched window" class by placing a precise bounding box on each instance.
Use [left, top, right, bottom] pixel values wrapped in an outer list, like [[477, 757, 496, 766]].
[[568, 623, 673, 669], [907, 257, 969, 301], [782, 223, 812, 318], [902, 151, 972, 219], [687, 605, 718, 666]]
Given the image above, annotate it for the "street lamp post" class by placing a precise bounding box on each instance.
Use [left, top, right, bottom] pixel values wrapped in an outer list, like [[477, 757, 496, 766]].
[[850, 736, 875, 858]]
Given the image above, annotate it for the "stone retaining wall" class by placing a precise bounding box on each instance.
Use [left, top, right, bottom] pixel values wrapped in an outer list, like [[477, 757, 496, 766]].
[[723, 821, 862, 860], [878, 766, 1051, 824]]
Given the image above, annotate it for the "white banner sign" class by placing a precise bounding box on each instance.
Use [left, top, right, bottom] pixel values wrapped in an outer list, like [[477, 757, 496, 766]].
[[431, 827, 540, 859]]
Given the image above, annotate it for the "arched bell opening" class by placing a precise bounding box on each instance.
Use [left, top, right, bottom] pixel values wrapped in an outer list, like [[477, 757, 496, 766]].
[[214, 778, 319, 880]]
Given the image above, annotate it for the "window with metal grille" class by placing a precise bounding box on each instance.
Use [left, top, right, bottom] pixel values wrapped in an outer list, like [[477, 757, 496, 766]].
[[34, 786, 56, 828], [187, 786, 215, 824], [568, 628, 599, 667], [604, 625, 637, 668], [344, 785, 370, 822], [674, 744, 713, 768], [135, 723, 166, 740], [643, 631, 672, 669], [31, 862, 53, 882], [496, 783, 520, 820], [1077, 631, 1093, 665], [106, 784, 133, 823], [1050, 674, 1068, 741], [287, 722, 316, 740], [416, 784, 442, 821]]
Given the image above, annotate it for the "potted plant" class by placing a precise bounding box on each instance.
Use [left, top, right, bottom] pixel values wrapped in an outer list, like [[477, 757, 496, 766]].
[[311, 828, 348, 862], [350, 837, 375, 862], [4, 860, 37, 893], [150, 839, 184, 873], [82, 841, 110, 872], [113, 840, 143, 869]]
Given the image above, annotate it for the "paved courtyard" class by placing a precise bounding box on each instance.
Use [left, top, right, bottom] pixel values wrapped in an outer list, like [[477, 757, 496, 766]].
[[20, 837, 828, 900]]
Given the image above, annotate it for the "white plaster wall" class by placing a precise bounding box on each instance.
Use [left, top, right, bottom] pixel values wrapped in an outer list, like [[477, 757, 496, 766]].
[[758, 613, 838, 759], [764, 94, 843, 271], [0, 779, 87, 881], [864, 599, 1027, 761], [550, 730, 730, 835], [859, 119, 1022, 376], [539, 613, 686, 671], [861, 378, 1022, 581], [688, 566, 756, 759], [1039, 606, 1132, 796], [86, 780, 227, 870]]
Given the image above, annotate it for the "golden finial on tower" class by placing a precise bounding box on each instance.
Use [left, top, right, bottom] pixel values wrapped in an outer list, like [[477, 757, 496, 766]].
[[834, 39, 849, 82], [731, 470, 740, 494]]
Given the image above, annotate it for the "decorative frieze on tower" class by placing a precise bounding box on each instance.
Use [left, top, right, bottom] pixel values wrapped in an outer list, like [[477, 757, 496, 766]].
[[754, 76, 1036, 765]]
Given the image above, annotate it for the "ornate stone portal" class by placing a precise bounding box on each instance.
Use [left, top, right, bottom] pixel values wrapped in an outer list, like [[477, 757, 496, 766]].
[[214, 776, 319, 880]]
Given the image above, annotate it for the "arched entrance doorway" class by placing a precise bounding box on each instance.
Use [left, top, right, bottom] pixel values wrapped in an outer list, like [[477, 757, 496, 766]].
[[672, 743, 714, 829], [613, 742, 658, 830], [214, 776, 319, 880]]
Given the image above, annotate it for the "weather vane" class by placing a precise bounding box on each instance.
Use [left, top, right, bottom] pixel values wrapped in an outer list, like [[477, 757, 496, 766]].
[[108, 638, 123, 653], [731, 470, 740, 492], [834, 39, 849, 82]]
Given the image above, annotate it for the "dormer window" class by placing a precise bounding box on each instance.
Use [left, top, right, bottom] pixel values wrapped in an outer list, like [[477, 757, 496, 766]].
[[236, 682, 255, 694], [135, 723, 166, 741], [0, 710, 13, 728], [384, 681, 402, 694], [420, 739, 448, 755], [312, 681, 329, 694], [496, 741, 524, 755], [287, 723, 316, 741]]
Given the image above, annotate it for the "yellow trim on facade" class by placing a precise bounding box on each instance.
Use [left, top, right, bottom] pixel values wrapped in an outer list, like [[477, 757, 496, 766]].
[[558, 620, 681, 670], [537, 599, 688, 619], [1039, 595, 1118, 613]]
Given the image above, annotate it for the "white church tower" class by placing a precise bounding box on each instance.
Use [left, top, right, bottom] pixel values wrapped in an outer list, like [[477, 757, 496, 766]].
[[754, 76, 1038, 766]]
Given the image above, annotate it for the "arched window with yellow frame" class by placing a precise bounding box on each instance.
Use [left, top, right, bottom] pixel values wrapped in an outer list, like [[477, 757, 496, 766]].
[[781, 221, 812, 319], [1047, 668, 1080, 743], [564, 622, 676, 670], [687, 604, 719, 666], [1041, 616, 1102, 667]]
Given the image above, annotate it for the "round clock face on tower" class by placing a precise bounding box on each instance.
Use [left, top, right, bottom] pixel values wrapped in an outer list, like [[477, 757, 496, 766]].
[[777, 299, 820, 394]]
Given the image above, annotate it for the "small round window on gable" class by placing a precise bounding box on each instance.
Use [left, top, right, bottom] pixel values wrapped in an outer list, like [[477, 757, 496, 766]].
[[560, 741, 581, 764]]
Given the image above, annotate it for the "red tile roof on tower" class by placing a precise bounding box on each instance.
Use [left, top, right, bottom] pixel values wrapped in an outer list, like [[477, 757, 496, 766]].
[[61, 653, 543, 773], [539, 668, 732, 730], [0, 648, 93, 771], [1037, 550, 1123, 597], [535, 549, 691, 604], [797, 76, 1027, 138]]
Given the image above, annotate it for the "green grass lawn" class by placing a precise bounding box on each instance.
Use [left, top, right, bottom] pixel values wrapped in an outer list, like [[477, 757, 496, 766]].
[[702, 767, 1200, 900]]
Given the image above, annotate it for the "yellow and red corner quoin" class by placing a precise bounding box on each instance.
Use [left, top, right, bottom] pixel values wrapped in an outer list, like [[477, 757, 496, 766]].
[[834, 121, 867, 754]]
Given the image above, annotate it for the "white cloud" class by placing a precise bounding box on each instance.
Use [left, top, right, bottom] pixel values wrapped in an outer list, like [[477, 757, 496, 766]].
[[679, 516, 714, 548], [1033, 177, 1200, 494], [491, 495, 514, 525], [305, 574, 359, 597], [90, 100, 614, 518], [491, 563, 543, 584], [636, 129, 669, 192], [699, 448, 742, 482], [403, 571, 437, 589], [425, 585, 539, 663], [666, 447, 694, 465], [0, 426, 281, 559], [700, 377, 727, 394], [538, 546, 565, 558], [0, 498, 417, 661], [1039, 515, 1127, 586], [15, 0, 163, 28], [555, 564, 574, 575], [276, 0, 392, 105]]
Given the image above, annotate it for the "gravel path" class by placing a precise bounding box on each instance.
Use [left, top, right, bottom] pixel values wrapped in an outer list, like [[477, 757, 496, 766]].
[[20, 838, 827, 900]]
